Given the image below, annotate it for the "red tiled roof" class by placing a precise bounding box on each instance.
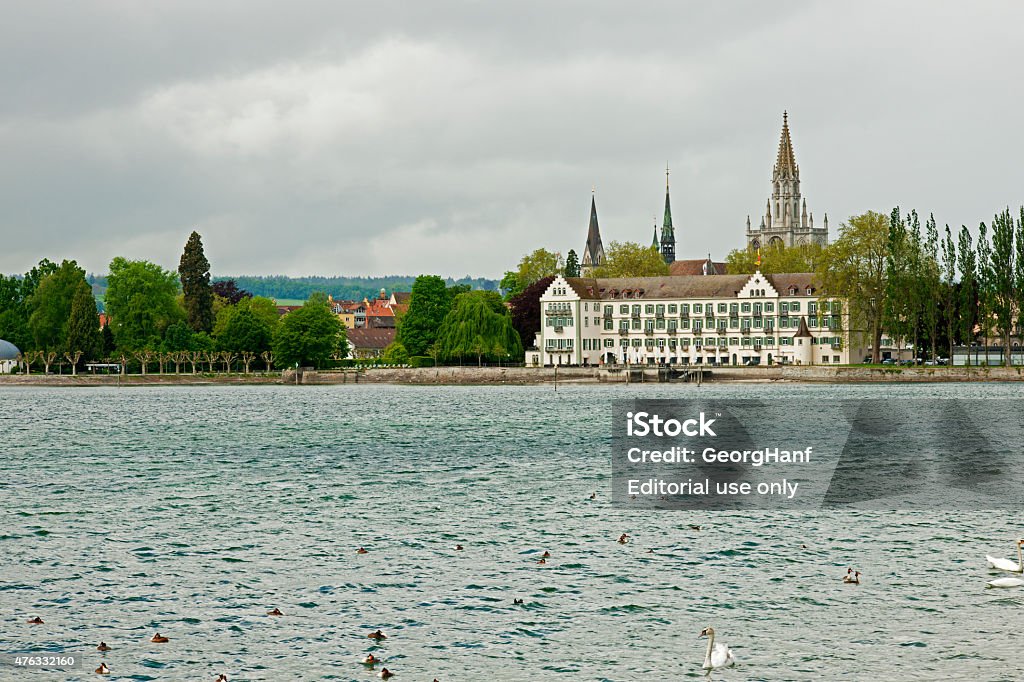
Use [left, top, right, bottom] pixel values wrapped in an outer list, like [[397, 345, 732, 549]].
[[346, 327, 396, 349]]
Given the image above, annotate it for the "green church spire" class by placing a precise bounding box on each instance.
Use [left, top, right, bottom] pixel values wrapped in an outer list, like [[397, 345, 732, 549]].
[[660, 163, 676, 263]]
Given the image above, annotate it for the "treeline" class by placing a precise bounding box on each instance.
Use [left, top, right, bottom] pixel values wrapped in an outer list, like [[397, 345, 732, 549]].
[[1, 233, 348, 374], [87, 274, 499, 302]]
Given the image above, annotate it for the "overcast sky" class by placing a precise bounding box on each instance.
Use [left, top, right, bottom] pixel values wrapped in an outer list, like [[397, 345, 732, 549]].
[[2, 1, 1022, 279]]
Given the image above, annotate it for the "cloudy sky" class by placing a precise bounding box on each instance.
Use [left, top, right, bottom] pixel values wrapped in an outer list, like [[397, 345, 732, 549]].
[[2, 1, 1022, 278]]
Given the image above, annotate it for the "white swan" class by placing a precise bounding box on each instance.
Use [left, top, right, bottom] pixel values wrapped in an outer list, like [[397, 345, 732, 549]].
[[985, 539, 1024, 573], [987, 576, 1024, 588], [699, 626, 736, 670]]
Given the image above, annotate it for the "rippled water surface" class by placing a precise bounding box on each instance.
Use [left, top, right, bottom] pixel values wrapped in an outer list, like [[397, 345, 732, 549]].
[[2, 383, 1023, 680]]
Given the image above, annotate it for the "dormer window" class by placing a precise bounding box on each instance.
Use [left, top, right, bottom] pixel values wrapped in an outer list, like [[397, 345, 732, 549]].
[[806, 287, 813, 295], [789, 286, 798, 295]]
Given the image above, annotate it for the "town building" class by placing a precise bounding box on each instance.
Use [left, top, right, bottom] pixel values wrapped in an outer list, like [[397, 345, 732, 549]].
[[746, 112, 829, 249], [535, 273, 853, 367], [346, 327, 396, 359]]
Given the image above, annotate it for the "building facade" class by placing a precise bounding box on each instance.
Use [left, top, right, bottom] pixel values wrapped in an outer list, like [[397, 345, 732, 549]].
[[536, 273, 854, 367], [746, 112, 828, 249]]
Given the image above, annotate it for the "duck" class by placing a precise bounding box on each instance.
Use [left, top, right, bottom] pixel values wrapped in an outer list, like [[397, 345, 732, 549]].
[[362, 653, 379, 665], [215, 676, 228, 682], [96, 642, 111, 651], [150, 633, 169, 643], [699, 626, 736, 670], [357, 547, 369, 555], [27, 616, 44, 624], [541, 551, 551, 558], [96, 662, 111, 675], [368, 629, 387, 640], [454, 544, 464, 551], [537, 558, 546, 565], [589, 492, 596, 500], [617, 533, 629, 544], [379, 668, 395, 679], [513, 599, 524, 605], [843, 570, 861, 585], [267, 607, 283, 616], [688, 525, 701, 531]]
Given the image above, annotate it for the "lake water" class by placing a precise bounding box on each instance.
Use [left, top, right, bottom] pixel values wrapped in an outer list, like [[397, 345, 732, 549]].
[[2, 383, 1023, 680]]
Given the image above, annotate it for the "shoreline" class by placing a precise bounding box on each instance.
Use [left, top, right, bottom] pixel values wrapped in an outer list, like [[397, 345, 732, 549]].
[[1, 365, 1022, 386]]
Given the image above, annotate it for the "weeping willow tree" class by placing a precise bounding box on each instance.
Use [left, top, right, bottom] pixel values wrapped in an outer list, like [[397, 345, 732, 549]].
[[435, 291, 524, 365]]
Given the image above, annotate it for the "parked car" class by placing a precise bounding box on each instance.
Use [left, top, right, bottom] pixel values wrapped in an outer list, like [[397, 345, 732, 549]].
[[881, 358, 896, 365]]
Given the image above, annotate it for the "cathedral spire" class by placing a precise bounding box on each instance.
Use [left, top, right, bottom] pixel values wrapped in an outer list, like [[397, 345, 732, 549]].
[[659, 163, 675, 264], [775, 110, 797, 178], [652, 222, 660, 252], [581, 189, 605, 272]]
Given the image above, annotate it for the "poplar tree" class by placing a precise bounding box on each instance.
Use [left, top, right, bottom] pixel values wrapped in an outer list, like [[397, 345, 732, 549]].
[[922, 214, 941, 361], [987, 208, 1019, 365], [66, 281, 102, 363], [179, 231, 214, 332], [940, 225, 957, 361], [956, 226, 977, 364]]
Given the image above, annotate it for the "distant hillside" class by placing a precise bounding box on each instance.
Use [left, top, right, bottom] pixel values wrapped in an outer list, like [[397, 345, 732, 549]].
[[86, 274, 499, 304]]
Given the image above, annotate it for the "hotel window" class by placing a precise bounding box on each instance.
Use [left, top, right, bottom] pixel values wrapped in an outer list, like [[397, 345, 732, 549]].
[[632, 339, 642, 347], [764, 337, 775, 346], [754, 317, 763, 329], [668, 339, 677, 349], [780, 302, 789, 313], [583, 303, 588, 311], [645, 338, 655, 347], [668, 320, 677, 331], [604, 339, 614, 348], [656, 319, 666, 330], [741, 319, 751, 330], [753, 302, 762, 314], [717, 319, 727, 331], [584, 318, 588, 327], [834, 356, 841, 363], [631, 319, 641, 330], [729, 303, 738, 314], [742, 338, 752, 347], [790, 302, 801, 312], [741, 302, 751, 313], [605, 319, 613, 330], [765, 302, 774, 312], [729, 337, 738, 346], [693, 303, 703, 314], [645, 304, 655, 314], [632, 305, 641, 317], [645, 320, 655, 332], [717, 303, 727, 313], [808, 302, 817, 315], [694, 320, 703, 331], [594, 317, 600, 325], [656, 304, 665, 315], [730, 317, 739, 329], [668, 304, 678, 314], [681, 319, 691, 330], [680, 304, 690, 315], [620, 339, 629, 347], [657, 339, 666, 348], [619, 321, 628, 331], [619, 304, 628, 314]]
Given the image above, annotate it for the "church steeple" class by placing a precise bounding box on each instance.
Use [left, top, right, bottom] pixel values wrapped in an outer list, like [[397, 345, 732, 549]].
[[659, 163, 676, 264], [581, 188, 605, 273], [747, 111, 828, 249], [651, 222, 660, 252]]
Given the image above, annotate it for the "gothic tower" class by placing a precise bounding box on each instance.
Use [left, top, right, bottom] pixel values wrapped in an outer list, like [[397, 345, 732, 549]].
[[660, 164, 676, 263], [581, 189, 605, 274], [746, 112, 828, 250]]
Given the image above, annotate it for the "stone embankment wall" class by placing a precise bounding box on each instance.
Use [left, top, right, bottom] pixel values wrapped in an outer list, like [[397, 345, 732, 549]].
[[295, 366, 600, 385]]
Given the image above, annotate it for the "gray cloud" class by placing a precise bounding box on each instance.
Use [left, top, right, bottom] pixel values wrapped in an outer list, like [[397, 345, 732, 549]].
[[2, 1, 1022, 277]]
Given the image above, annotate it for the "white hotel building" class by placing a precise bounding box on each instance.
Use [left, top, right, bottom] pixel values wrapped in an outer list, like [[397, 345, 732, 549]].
[[534, 272, 856, 367]]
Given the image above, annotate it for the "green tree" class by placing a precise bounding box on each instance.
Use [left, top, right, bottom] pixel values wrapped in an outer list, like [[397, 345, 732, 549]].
[[565, 249, 581, 278], [592, 241, 669, 278], [957, 226, 978, 362], [499, 271, 523, 300], [725, 242, 825, 274], [985, 208, 1020, 365], [434, 291, 524, 365], [28, 260, 89, 351], [516, 248, 564, 286], [105, 257, 182, 351], [940, 225, 958, 361], [383, 341, 409, 364], [816, 211, 889, 362], [272, 293, 344, 367], [218, 307, 274, 355], [65, 280, 102, 362], [161, 321, 195, 352], [396, 275, 451, 357], [179, 230, 214, 332], [922, 214, 942, 361]]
